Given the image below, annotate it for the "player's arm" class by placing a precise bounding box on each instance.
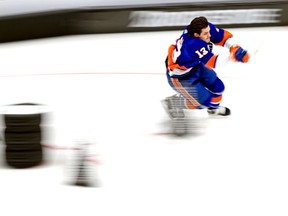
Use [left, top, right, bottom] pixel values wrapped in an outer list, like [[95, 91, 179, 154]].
[[206, 52, 230, 69], [225, 39, 250, 63], [209, 22, 250, 63], [204, 45, 247, 69]]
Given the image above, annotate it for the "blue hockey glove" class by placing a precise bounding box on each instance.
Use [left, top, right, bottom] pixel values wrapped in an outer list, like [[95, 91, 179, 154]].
[[230, 45, 250, 63]]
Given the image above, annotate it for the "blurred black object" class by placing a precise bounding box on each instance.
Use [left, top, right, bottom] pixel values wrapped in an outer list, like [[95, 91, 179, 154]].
[[1, 0, 288, 43], [3, 103, 44, 168]]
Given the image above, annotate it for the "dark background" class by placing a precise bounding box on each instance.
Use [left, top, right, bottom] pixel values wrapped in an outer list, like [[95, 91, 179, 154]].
[[0, 1, 287, 43]]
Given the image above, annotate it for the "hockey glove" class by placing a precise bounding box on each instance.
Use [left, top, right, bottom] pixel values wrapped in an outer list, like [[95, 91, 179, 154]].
[[230, 45, 250, 63]]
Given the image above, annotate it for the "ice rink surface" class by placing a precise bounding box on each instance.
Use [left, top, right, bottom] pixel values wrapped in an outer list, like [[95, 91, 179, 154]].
[[0, 25, 287, 216]]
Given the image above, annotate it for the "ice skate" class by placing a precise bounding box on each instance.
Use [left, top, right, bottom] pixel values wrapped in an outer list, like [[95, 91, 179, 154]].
[[161, 94, 189, 136], [161, 94, 186, 119], [207, 106, 231, 116]]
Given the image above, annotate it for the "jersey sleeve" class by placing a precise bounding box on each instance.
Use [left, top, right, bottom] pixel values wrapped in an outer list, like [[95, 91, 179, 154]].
[[209, 22, 233, 47], [205, 54, 218, 69]]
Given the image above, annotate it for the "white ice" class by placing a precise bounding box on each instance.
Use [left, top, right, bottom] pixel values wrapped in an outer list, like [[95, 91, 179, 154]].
[[0, 26, 287, 216]]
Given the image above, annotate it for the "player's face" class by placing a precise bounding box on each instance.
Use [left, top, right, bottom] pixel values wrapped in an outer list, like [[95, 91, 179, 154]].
[[195, 26, 211, 43]]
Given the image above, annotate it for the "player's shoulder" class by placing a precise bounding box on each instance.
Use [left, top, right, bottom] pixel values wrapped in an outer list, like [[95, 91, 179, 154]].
[[208, 22, 218, 29], [208, 22, 223, 34]]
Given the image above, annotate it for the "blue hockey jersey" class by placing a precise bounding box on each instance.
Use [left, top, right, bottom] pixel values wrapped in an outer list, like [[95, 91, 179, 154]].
[[167, 22, 233, 77]]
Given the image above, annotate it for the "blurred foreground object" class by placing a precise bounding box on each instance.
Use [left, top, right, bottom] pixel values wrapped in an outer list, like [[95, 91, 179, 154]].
[[2, 103, 49, 168], [64, 141, 100, 187]]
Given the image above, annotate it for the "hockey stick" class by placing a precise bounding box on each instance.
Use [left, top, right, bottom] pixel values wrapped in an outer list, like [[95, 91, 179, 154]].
[[248, 39, 265, 61]]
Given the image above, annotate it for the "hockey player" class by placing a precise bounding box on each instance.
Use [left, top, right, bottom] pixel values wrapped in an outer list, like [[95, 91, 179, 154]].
[[163, 16, 249, 121]]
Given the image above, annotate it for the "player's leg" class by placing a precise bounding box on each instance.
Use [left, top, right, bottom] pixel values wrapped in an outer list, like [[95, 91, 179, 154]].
[[161, 94, 186, 119], [163, 74, 202, 135], [168, 76, 230, 116], [163, 62, 230, 117], [171, 76, 216, 109], [198, 64, 231, 116], [163, 72, 202, 119]]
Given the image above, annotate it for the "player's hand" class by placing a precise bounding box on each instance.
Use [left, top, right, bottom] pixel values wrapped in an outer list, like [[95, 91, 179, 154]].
[[230, 45, 250, 63]]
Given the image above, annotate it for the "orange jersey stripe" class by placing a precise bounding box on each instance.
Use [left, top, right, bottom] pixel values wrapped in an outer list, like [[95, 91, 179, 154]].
[[167, 45, 189, 71], [214, 29, 233, 47], [171, 78, 200, 109], [205, 55, 217, 69], [185, 100, 196, 109], [211, 95, 222, 104]]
